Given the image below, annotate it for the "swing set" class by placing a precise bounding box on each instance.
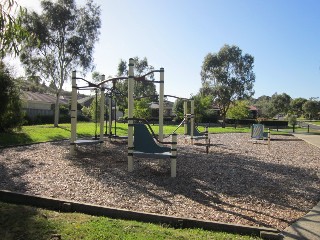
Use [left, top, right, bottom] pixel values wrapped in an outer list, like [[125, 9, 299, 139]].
[[70, 71, 105, 154]]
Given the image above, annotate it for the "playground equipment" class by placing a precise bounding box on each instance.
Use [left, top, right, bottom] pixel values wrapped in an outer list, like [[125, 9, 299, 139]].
[[183, 99, 210, 153], [251, 123, 271, 149], [70, 71, 106, 154], [132, 119, 177, 177], [127, 58, 178, 177], [105, 80, 127, 140]]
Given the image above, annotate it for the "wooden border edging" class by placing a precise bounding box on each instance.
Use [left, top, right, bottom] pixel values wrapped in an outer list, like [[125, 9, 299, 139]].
[[0, 190, 281, 239]]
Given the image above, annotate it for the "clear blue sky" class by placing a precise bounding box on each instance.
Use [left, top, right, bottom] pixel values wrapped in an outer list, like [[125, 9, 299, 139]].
[[20, 0, 320, 100]]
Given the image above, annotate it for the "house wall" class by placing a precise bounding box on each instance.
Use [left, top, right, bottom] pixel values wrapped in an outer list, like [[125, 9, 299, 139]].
[[22, 101, 54, 119]]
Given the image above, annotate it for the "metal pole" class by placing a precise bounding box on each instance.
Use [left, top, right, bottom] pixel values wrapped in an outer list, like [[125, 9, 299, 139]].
[[190, 99, 195, 145], [70, 71, 77, 155], [114, 94, 117, 137], [205, 126, 209, 154], [268, 128, 271, 150], [184, 100, 187, 135], [171, 133, 177, 177], [159, 67, 164, 143], [108, 93, 112, 136], [128, 58, 134, 172], [99, 75, 105, 151]]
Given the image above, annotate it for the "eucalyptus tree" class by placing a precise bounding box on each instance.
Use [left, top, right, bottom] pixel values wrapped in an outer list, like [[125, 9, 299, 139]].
[[254, 95, 273, 118], [19, 0, 101, 126], [302, 99, 320, 120], [290, 97, 307, 117], [116, 57, 157, 114], [200, 44, 255, 126], [270, 92, 292, 117], [0, 1, 34, 131], [0, 0, 32, 57]]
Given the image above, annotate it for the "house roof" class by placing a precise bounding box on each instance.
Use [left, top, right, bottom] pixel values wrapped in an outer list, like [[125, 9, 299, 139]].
[[22, 91, 69, 104], [78, 95, 94, 105], [249, 105, 258, 111], [149, 101, 174, 109]]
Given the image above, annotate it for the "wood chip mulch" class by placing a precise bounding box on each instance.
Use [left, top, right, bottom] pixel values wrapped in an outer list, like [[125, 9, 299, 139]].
[[0, 133, 319, 230]]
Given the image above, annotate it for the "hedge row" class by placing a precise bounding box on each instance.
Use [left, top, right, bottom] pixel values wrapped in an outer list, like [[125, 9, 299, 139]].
[[225, 119, 288, 127]]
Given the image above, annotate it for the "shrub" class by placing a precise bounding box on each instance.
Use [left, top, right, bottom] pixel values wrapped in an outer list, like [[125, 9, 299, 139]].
[[0, 63, 24, 132]]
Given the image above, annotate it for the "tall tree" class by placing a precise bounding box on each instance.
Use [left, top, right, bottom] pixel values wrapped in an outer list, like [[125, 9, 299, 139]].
[[116, 57, 157, 114], [290, 97, 307, 117], [302, 99, 320, 120], [270, 93, 291, 117], [253, 95, 273, 118], [19, 0, 101, 126], [0, 1, 34, 132], [200, 44, 255, 126], [0, 0, 33, 57]]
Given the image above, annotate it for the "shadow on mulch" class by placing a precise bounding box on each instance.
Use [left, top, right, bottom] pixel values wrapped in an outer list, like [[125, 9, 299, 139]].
[[63, 140, 319, 228], [0, 159, 32, 193]]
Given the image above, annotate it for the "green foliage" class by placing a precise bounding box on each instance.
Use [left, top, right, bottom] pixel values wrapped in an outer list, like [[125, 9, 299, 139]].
[[252, 95, 273, 118], [19, 0, 101, 126], [290, 97, 307, 117], [14, 76, 54, 93], [201, 44, 255, 125], [173, 98, 184, 122], [116, 57, 157, 113], [302, 99, 320, 120], [193, 93, 218, 123], [89, 92, 102, 122], [81, 106, 91, 119], [0, 62, 24, 132], [0, 0, 34, 57], [227, 100, 250, 120], [287, 114, 297, 126], [134, 98, 151, 119], [269, 92, 291, 117]]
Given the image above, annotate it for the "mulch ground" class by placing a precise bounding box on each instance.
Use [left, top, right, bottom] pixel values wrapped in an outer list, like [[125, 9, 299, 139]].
[[1, 133, 319, 230]]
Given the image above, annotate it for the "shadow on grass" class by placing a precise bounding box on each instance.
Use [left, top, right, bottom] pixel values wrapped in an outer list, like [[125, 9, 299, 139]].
[[0, 202, 58, 240], [0, 132, 33, 147]]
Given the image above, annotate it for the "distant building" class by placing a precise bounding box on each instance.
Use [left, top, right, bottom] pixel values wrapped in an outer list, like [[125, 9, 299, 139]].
[[77, 95, 94, 107], [149, 100, 174, 118], [249, 105, 258, 119], [21, 91, 69, 119]]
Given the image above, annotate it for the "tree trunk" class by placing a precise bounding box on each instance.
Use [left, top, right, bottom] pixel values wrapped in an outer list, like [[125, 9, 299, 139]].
[[222, 114, 226, 128], [54, 92, 60, 127]]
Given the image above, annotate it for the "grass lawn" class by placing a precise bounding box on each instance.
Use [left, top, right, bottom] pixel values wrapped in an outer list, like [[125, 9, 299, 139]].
[[0, 122, 254, 147], [0, 202, 260, 240], [307, 121, 320, 126], [0, 121, 292, 147]]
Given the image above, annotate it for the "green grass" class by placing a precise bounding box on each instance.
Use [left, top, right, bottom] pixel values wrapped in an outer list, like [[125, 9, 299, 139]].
[[1, 122, 294, 147], [307, 121, 320, 126], [0, 202, 260, 240]]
